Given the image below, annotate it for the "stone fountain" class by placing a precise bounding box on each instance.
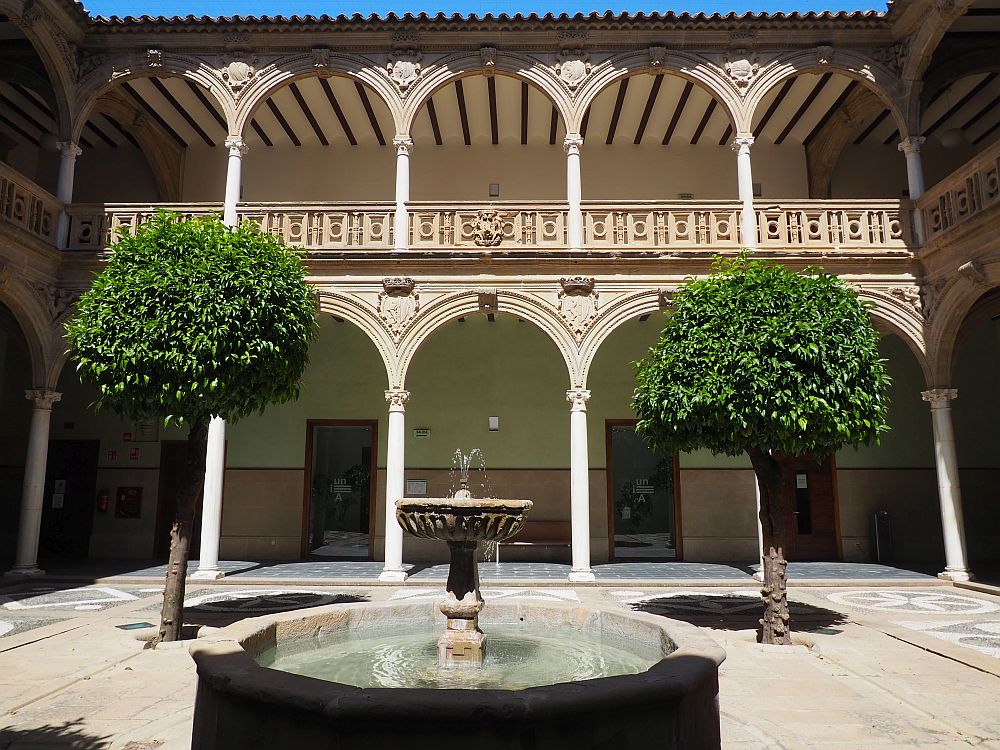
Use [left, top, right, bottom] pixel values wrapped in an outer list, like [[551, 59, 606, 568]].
[[396, 481, 532, 665]]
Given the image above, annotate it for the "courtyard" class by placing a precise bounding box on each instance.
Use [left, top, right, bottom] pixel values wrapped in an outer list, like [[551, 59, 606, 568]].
[[1, 564, 999, 749]]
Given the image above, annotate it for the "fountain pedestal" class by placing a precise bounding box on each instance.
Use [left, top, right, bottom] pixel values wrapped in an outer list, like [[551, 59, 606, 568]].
[[396, 498, 532, 666]]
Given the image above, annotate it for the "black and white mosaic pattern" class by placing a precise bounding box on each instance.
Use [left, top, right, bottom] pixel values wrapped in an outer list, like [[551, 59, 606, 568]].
[[827, 590, 999, 615], [0, 586, 140, 612], [0, 616, 66, 638], [895, 619, 1000, 659], [182, 589, 368, 613]]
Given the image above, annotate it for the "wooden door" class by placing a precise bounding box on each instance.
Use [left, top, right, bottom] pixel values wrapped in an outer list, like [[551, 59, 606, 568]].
[[39, 440, 100, 558], [776, 455, 840, 561]]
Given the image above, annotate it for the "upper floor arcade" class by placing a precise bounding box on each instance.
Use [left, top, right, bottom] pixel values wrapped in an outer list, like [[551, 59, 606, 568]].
[[0, 0, 997, 260]]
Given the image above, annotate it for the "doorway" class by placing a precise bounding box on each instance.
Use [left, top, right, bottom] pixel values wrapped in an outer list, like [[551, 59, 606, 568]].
[[775, 455, 840, 561], [154, 441, 205, 559], [606, 420, 681, 560], [39, 440, 100, 558], [302, 420, 377, 559]]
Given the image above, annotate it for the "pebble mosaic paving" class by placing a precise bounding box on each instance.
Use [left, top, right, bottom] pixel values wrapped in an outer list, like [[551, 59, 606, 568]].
[[893, 619, 1000, 659], [389, 588, 581, 603], [825, 589, 1000, 615]]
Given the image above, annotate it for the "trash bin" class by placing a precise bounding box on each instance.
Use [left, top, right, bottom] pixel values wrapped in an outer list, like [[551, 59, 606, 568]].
[[873, 510, 892, 563]]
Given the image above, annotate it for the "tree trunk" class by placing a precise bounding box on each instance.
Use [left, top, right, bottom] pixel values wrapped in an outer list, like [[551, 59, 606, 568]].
[[748, 448, 791, 646], [155, 418, 209, 645]]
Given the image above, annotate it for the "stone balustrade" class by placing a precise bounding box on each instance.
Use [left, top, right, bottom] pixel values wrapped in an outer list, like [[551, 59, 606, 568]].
[[0, 162, 62, 246], [63, 199, 910, 253], [919, 139, 1000, 244]]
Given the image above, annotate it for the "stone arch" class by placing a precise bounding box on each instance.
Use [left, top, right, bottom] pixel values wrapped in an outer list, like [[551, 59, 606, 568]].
[[399, 51, 574, 136], [316, 290, 400, 389], [396, 290, 579, 388], [71, 55, 237, 144], [745, 50, 910, 142], [234, 52, 400, 139], [855, 289, 931, 385], [925, 255, 1000, 385], [0, 274, 55, 386], [578, 289, 662, 388], [1, 0, 75, 139], [572, 50, 742, 135]]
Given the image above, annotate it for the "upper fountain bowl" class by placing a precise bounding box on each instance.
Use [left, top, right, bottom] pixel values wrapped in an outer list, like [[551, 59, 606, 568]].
[[396, 498, 532, 543]]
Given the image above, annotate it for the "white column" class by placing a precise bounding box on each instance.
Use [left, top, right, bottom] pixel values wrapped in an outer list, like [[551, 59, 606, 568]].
[[753, 474, 764, 581], [899, 136, 926, 243], [194, 140, 245, 579], [192, 416, 226, 580], [379, 388, 409, 581], [55, 141, 82, 249], [921, 388, 972, 581], [567, 389, 595, 582], [393, 136, 413, 252], [564, 135, 584, 251], [732, 134, 757, 249], [6, 389, 61, 577], [222, 138, 248, 227]]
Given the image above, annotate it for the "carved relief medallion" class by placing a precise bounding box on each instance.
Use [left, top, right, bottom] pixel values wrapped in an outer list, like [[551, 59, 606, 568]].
[[558, 276, 597, 340], [724, 57, 760, 89], [222, 53, 256, 94], [388, 50, 422, 91], [472, 211, 504, 247], [555, 50, 591, 91], [379, 277, 418, 338]]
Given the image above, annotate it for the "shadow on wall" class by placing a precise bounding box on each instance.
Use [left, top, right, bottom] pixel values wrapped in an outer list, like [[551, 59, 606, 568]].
[[0, 721, 111, 749], [630, 593, 849, 634]]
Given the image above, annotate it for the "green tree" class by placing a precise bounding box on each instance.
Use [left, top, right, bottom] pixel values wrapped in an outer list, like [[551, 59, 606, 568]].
[[632, 255, 890, 644], [66, 211, 317, 642]]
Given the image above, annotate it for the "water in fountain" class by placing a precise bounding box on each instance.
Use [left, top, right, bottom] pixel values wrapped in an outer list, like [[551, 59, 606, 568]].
[[449, 449, 498, 562]]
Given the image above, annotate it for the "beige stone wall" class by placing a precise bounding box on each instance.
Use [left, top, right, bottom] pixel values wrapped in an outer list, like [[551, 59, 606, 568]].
[[678, 469, 759, 562], [87, 468, 159, 558], [219, 469, 304, 560]]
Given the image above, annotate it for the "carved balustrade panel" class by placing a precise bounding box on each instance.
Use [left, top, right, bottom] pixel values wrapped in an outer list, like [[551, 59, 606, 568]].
[[584, 203, 741, 247], [408, 203, 567, 249], [919, 140, 1000, 244], [756, 201, 907, 249], [0, 163, 61, 245]]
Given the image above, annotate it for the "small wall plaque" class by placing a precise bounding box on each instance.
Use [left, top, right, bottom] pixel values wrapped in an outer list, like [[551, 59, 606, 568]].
[[406, 479, 427, 495], [414, 428, 431, 438]]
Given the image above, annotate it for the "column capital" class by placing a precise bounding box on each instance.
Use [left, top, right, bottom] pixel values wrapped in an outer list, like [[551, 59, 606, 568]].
[[224, 138, 249, 157], [566, 389, 591, 409], [898, 136, 926, 155], [25, 389, 61, 409], [393, 136, 414, 155], [563, 135, 584, 155], [922, 387, 957, 405], [385, 388, 410, 408], [56, 141, 82, 159], [731, 134, 754, 153]]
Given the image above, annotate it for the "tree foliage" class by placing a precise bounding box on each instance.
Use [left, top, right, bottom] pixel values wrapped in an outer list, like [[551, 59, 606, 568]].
[[66, 211, 317, 425], [633, 254, 891, 460]]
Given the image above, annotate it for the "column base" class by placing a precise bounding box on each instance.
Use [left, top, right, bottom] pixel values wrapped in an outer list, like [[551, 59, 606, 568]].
[[4, 565, 45, 578], [378, 568, 408, 583], [568, 569, 596, 583], [191, 568, 226, 581], [938, 568, 974, 582]]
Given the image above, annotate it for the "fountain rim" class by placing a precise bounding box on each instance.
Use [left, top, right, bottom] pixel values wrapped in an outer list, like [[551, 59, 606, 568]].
[[396, 498, 533, 512], [190, 599, 725, 714]]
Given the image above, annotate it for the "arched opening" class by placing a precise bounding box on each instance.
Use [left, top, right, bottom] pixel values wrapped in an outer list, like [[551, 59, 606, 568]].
[[73, 75, 232, 203], [949, 290, 1000, 571], [236, 75, 395, 202], [750, 71, 907, 200], [837, 334, 938, 564], [587, 315, 690, 562], [408, 72, 566, 203], [403, 313, 570, 562], [0, 302, 34, 563], [0, 15, 63, 194], [579, 73, 737, 201]]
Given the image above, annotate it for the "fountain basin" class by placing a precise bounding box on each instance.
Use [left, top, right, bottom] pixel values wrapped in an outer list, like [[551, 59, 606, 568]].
[[396, 497, 533, 543], [189, 599, 726, 750]]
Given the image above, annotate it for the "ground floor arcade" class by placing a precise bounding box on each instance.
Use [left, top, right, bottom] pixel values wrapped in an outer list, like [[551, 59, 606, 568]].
[[2, 292, 998, 581]]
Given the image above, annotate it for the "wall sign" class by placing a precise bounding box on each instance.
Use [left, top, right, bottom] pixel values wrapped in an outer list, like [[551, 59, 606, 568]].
[[115, 487, 143, 519]]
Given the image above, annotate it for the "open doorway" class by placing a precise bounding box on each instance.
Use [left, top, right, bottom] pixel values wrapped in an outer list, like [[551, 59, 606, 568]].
[[606, 420, 681, 560], [302, 420, 377, 559]]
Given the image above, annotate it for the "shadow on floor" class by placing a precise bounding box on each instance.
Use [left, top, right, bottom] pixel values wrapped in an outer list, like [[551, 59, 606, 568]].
[[0, 721, 112, 749], [629, 593, 849, 634], [183, 592, 369, 628]]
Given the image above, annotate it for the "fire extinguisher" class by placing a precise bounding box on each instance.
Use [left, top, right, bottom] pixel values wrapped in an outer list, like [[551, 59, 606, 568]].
[[97, 490, 110, 513]]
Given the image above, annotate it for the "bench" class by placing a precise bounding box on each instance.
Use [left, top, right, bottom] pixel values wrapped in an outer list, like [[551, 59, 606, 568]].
[[495, 520, 571, 563]]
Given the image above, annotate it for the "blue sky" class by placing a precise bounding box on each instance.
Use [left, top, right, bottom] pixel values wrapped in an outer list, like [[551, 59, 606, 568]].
[[82, 0, 888, 18]]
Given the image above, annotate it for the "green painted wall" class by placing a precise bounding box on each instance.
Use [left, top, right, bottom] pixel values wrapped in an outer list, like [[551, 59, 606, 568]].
[[953, 318, 1000, 468]]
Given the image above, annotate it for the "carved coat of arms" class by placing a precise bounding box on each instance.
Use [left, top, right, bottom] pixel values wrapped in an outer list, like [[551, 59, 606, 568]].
[[378, 277, 418, 338], [555, 50, 591, 90], [222, 54, 256, 94], [472, 211, 504, 247], [558, 276, 597, 340], [724, 58, 759, 89], [388, 51, 421, 91]]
